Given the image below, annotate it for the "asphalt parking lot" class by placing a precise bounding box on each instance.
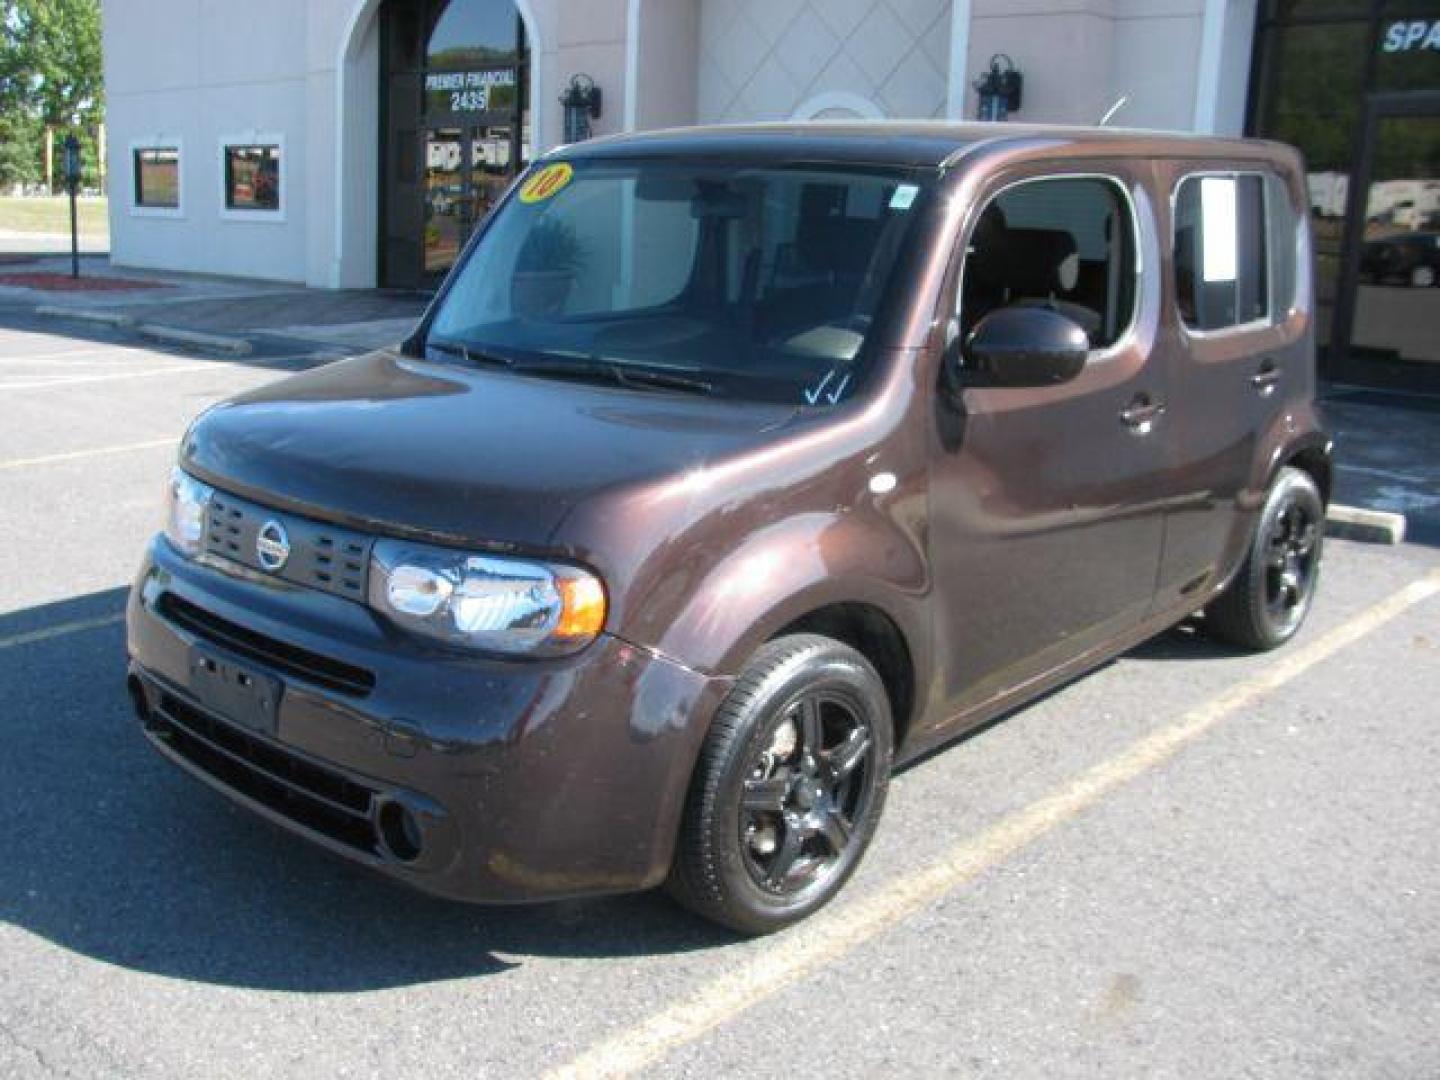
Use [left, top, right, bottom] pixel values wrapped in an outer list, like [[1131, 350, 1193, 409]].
[[2, 316, 1439, 1079]]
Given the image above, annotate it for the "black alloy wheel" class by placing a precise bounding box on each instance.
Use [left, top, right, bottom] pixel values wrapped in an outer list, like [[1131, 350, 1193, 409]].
[[738, 689, 878, 897], [1206, 466, 1324, 651], [1262, 496, 1321, 637], [668, 634, 893, 935]]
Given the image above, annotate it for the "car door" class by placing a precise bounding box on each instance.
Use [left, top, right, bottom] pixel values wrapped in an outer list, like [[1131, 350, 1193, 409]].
[[1152, 165, 1298, 610], [926, 164, 1171, 726]]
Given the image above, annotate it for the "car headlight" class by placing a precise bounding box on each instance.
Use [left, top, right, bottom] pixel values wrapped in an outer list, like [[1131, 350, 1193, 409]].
[[368, 540, 606, 657], [163, 467, 213, 557]]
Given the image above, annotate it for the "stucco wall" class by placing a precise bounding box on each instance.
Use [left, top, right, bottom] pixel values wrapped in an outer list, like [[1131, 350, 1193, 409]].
[[696, 0, 954, 122], [102, 0, 1254, 289], [104, 0, 319, 283]]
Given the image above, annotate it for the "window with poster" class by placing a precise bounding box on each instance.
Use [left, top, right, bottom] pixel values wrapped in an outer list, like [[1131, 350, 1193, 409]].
[[222, 142, 282, 215]]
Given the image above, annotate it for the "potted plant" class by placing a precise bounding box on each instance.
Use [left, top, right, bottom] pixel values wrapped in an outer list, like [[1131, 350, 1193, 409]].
[[512, 216, 587, 316]]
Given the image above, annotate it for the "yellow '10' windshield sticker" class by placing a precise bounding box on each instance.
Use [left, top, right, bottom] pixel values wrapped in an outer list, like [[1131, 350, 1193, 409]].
[[519, 163, 574, 204]]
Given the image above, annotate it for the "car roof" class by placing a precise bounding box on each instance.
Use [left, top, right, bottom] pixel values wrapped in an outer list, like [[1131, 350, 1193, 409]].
[[553, 121, 1294, 171]]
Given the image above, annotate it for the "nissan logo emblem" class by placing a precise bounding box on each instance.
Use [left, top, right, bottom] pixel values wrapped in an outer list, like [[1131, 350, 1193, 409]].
[[255, 519, 291, 573]]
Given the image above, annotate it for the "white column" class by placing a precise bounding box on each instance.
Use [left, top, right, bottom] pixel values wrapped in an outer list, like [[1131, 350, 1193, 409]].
[[946, 0, 974, 120]]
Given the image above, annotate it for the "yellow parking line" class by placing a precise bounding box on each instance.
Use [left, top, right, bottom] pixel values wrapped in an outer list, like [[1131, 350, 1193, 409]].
[[0, 438, 174, 471], [548, 568, 1440, 1080], [0, 613, 125, 651]]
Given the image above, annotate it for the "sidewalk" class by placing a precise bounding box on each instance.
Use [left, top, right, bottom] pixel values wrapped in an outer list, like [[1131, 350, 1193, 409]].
[[0, 254, 429, 355]]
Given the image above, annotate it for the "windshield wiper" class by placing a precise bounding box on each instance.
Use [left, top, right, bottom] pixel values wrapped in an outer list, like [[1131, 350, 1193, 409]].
[[521, 356, 715, 396], [426, 338, 517, 369]]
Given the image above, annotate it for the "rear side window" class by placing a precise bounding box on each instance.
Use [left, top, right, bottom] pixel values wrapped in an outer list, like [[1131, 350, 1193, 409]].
[[960, 176, 1138, 349], [1173, 173, 1276, 331]]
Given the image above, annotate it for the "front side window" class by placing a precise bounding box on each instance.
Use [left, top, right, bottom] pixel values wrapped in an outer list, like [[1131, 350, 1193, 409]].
[[134, 147, 179, 209], [426, 160, 933, 405], [959, 176, 1138, 349], [224, 145, 281, 212], [1173, 174, 1270, 331]]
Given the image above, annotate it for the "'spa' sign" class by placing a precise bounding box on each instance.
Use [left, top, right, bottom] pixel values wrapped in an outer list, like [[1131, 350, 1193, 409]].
[[1382, 20, 1440, 52]]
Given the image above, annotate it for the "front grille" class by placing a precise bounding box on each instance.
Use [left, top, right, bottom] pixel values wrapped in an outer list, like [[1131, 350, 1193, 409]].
[[206, 492, 372, 603], [157, 593, 377, 697], [151, 690, 380, 854]]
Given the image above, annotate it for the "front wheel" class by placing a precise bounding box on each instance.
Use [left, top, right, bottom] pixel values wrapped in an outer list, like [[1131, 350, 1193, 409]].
[[1410, 264, 1437, 288], [667, 634, 893, 935], [1205, 466, 1324, 651]]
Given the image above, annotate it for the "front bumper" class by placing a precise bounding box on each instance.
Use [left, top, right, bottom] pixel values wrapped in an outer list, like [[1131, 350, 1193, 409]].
[[126, 538, 728, 904]]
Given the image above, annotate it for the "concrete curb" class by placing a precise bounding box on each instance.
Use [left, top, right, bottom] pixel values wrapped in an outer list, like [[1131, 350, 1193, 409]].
[[34, 304, 135, 328], [136, 323, 253, 356], [1326, 503, 1406, 545]]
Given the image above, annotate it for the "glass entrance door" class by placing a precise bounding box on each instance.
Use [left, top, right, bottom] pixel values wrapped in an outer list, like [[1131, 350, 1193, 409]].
[[422, 123, 518, 281], [423, 127, 466, 276], [1331, 94, 1440, 391], [1348, 111, 1440, 375]]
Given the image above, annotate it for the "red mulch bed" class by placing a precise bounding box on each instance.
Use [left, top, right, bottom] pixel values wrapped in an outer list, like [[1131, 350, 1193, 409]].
[[0, 272, 169, 292]]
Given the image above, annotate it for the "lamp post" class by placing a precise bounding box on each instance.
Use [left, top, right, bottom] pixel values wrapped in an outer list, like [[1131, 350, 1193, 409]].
[[62, 133, 82, 279], [560, 74, 602, 143], [973, 54, 1023, 122]]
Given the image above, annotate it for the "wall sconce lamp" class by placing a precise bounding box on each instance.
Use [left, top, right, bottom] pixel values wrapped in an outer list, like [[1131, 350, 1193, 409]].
[[561, 74, 603, 142], [973, 54, 1023, 122]]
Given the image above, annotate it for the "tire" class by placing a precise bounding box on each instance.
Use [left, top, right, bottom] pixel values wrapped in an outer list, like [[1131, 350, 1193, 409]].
[[1205, 467, 1324, 651], [1410, 264, 1436, 288], [667, 634, 894, 935]]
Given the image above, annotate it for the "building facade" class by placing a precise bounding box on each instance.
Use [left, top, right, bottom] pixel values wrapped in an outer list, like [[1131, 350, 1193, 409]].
[[103, 0, 1438, 378]]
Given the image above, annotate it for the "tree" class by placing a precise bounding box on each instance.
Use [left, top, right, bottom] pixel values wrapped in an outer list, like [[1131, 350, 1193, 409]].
[[0, 0, 103, 187]]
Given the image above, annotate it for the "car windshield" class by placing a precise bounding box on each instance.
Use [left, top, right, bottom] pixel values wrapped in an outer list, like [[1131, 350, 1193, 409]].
[[425, 159, 932, 406]]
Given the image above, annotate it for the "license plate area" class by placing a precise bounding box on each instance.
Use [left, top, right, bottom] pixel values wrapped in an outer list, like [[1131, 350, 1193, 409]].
[[189, 646, 282, 737]]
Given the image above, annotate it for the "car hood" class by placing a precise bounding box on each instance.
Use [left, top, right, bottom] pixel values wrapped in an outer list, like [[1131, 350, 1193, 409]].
[[182, 349, 797, 549]]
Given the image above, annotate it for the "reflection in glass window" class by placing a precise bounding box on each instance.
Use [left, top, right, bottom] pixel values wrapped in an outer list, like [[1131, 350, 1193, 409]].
[[224, 145, 281, 212], [134, 147, 179, 209], [1174, 174, 1271, 331], [961, 177, 1138, 349]]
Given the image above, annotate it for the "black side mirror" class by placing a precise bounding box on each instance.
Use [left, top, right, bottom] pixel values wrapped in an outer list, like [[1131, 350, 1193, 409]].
[[957, 306, 1090, 388]]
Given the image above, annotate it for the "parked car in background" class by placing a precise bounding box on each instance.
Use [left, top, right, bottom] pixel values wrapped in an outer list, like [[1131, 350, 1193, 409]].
[[1361, 231, 1440, 287], [127, 123, 1330, 935]]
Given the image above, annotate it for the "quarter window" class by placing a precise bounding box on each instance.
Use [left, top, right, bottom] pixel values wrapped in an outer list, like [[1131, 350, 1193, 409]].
[[133, 147, 179, 209], [224, 144, 281, 212], [1173, 174, 1270, 331], [960, 176, 1138, 350]]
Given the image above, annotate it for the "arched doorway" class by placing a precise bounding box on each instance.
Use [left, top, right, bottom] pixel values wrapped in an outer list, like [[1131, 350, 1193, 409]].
[[379, 0, 531, 289]]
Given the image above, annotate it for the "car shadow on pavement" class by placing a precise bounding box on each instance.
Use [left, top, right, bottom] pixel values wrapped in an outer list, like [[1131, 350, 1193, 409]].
[[0, 589, 732, 995]]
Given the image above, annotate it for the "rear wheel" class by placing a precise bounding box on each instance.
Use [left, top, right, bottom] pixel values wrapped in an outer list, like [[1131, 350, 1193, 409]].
[[1205, 466, 1323, 651], [1410, 264, 1436, 288], [667, 634, 892, 935]]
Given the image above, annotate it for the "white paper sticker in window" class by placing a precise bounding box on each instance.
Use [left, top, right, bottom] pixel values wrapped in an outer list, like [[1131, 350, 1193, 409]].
[[889, 184, 919, 211], [1201, 176, 1238, 283]]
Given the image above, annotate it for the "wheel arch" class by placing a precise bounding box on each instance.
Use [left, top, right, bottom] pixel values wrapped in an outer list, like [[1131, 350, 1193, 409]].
[[1268, 429, 1333, 507], [772, 601, 918, 752]]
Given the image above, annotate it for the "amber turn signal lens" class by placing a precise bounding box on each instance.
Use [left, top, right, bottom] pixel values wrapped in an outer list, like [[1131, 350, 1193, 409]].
[[555, 572, 607, 642]]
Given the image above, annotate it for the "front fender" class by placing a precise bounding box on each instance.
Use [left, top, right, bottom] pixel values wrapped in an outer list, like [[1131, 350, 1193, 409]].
[[642, 510, 932, 682]]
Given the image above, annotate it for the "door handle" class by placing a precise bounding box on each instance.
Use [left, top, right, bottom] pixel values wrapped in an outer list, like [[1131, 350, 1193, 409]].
[[1120, 395, 1165, 434], [1252, 361, 1281, 395]]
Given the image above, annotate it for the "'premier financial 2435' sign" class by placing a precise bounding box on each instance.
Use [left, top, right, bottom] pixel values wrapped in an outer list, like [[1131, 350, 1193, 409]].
[[425, 69, 517, 114]]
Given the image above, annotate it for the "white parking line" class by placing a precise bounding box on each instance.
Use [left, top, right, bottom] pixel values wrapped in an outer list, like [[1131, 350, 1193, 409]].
[[547, 568, 1440, 1080], [0, 613, 125, 651], [1, 363, 239, 390], [0, 438, 175, 471], [0, 346, 156, 363]]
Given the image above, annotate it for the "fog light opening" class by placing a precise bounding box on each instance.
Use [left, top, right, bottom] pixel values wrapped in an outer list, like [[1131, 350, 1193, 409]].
[[128, 675, 160, 732], [378, 800, 423, 863]]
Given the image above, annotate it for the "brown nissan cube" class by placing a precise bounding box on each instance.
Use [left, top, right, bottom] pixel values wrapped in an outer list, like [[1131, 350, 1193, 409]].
[[127, 123, 1332, 934]]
